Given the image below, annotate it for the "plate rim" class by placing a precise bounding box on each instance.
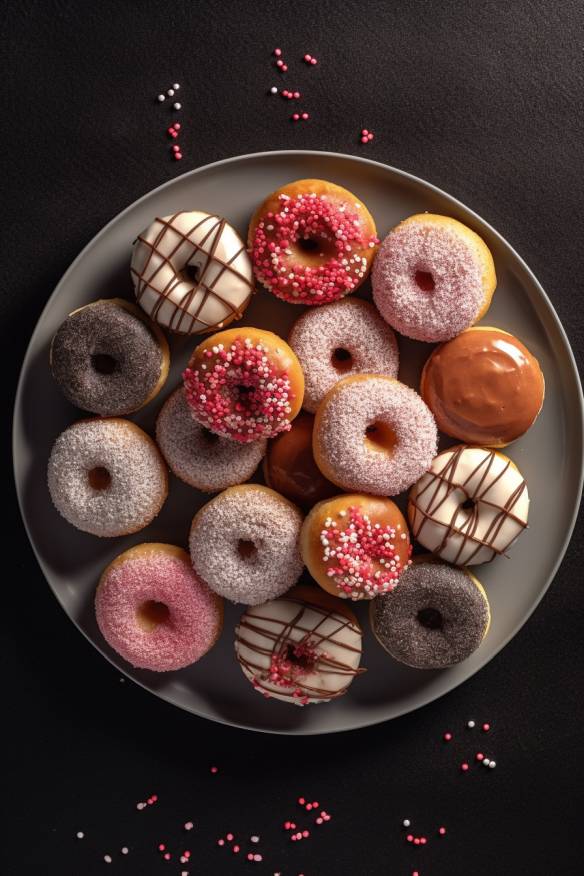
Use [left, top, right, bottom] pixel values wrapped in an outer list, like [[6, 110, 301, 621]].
[[13, 149, 584, 735]]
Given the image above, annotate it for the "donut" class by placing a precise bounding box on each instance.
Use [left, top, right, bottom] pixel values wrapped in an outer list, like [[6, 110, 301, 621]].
[[300, 493, 411, 600], [370, 560, 490, 669], [156, 387, 266, 492], [408, 445, 529, 565], [96, 543, 223, 671], [189, 485, 304, 604], [372, 213, 496, 342], [47, 418, 168, 537], [288, 298, 399, 413], [183, 327, 304, 443], [131, 211, 254, 334], [248, 178, 378, 305], [235, 585, 364, 705], [50, 299, 169, 416], [313, 374, 438, 496], [263, 411, 337, 509], [420, 327, 545, 446]]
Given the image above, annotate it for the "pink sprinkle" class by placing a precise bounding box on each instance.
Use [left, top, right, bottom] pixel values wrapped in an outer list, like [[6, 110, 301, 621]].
[[276, 59, 284, 68], [304, 54, 312, 62], [406, 834, 414, 843], [413, 872, 420, 876], [476, 752, 485, 761], [274, 48, 282, 57], [301, 112, 309, 120], [158, 844, 166, 852], [414, 838, 421, 845], [282, 64, 288, 71], [298, 797, 305, 805], [217, 839, 225, 847], [420, 837, 427, 845], [361, 136, 368, 144], [184, 822, 193, 831], [293, 91, 300, 99], [461, 762, 469, 771], [184, 851, 191, 859], [226, 833, 234, 842], [254, 854, 263, 862], [443, 732, 453, 742], [174, 152, 182, 160], [164, 853, 171, 860], [173, 123, 181, 131], [483, 723, 491, 732], [439, 827, 446, 836], [233, 845, 240, 853], [292, 113, 300, 121], [310, 57, 317, 65], [302, 830, 309, 838], [316, 817, 323, 825], [210, 767, 218, 774], [247, 853, 254, 860], [172, 145, 180, 152], [305, 803, 313, 811], [362, 129, 369, 136]]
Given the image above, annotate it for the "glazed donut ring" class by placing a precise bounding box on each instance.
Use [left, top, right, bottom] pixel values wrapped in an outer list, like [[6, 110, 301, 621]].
[[408, 445, 529, 565], [288, 298, 399, 413], [313, 374, 438, 496], [47, 418, 168, 537], [189, 485, 304, 605]]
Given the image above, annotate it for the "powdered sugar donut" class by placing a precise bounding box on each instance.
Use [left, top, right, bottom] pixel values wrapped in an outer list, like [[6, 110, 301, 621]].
[[47, 418, 168, 537], [96, 543, 223, 671], [288, 298, 399, 413], [189, 485, 304, 604], [156, 387, 266, 492], [248, 179, 378, 305], [131, 211, 254, 334], [372, 214, 496, 342], [313, 375, 438, 496]]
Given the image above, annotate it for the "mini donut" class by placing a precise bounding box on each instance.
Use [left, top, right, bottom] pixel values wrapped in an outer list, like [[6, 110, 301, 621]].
[[131, 211, 254, 334], [288, 298, 399, 413], [372, 213, 496, 342], [248, 178, 378, 305], [189, 485, 304, 604], [47, 418, 168, 537], [313, 374, 438, 496], [300, 494, 411, 601], [420, 326, 545, 446], [96, 543, 223, 671], [156, 387, 266, 492], [263, 411, 337, 509], [183, 327, 304, 443], [370, 560, 490, 669], [235, 584, 364, 705], [408, 445, 529, 565], [50, 298, 169, 416]]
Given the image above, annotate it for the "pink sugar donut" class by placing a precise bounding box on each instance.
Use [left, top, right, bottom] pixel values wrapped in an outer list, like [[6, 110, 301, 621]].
[[372, 214, 496, 342], [313, 375, 438, 496], [96, 543, 223, 671], [156, 387, 267, 491], [288, 298, 399, 413]]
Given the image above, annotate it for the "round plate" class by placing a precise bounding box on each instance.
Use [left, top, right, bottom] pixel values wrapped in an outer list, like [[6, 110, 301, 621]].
[[14, 151, 584, 735]]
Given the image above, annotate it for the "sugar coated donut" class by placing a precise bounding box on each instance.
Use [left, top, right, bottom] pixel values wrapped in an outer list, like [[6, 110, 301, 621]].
[[263, 411, 337, 509], [408, 445, 529, 565], [96, 543, 223, 671], [156, 387, 266, 491], [189, 485, 304, 604], [313, 374, 438, 496], [301, 494, 411, 600], [370, 560, 490, 669], [48, 418, 168, 537], [50, 299, 169, 416], [420, 327, 545, 446], [183, 327, 304, 443], [372, 213, 496, 342], [235, 585, 364, 704], [131, 211, 254, 334], [248, 179, 378, 305], [288, 298, 399, 413]]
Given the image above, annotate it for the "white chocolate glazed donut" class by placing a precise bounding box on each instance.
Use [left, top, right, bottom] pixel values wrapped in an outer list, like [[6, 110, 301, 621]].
[[408, 446, 529, 565], [131, 211, 254, 334]]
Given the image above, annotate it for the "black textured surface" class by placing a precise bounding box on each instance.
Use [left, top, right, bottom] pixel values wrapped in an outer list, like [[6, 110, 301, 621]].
[[4, 1, 584, 873]]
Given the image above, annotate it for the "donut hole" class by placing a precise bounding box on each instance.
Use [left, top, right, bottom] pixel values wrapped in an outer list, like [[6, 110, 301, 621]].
[[91, 353, 118, 375], [414, 270, 435, 292], [184, 263, 201, 284], [285, 643, 316, 672], [137, 600, 171, 632], [87, 466, 111, 490], [237, 539, 258, 560], [331, 347, 354, 372], [293, 234, 337, 262], [417, 607, 443, 630], [461, 498, 476, 512], [297, 236, 320, 253], [365, 421, 397, 454]]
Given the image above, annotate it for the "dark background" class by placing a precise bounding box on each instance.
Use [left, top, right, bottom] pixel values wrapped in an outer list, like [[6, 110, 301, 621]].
[[4, 1, 584, 873]]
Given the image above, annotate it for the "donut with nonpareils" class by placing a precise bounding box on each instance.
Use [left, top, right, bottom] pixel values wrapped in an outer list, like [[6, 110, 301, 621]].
[[372, 213, 496, 342], [131, 211, 254, 334], [288, 298, 399, 413], [235, 585, 364, 705], [370, 560, 490, 669], [408, 446, 529, 565], [156, 387, 266, 492], [183, 327, 304, 443], [248, 179, 378, 305], [96, 544, 223, 671], [301, 494, 412, 600], [420, 327, 545, 446], [189, 485, 304, 605], [47, 418, 168, 537], [313, 374, 438, 496], [50, 299, 169, 416]]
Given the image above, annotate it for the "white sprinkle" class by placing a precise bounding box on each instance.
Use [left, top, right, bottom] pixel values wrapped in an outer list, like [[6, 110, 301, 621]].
[[489, 760, 496, 769], [173, 83, 180, 90], [157, 94, 165, 102], [270, 86, 278, 94], [104, 854, 112, 864], [402, 819, 411, 827], [184, 821, 194, 831], [121, 847, 129, 855], [483, 758, 491, 767], [250, 835, 260, 843], [167, 88, 175, 96], [119, 677, 125, 682], [467, 720, 476, 728], [76, 831, 84, 839], [173, 102, 182, 110]]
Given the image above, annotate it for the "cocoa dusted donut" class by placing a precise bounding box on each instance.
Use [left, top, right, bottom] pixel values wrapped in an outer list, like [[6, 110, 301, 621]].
[[50, 299, 169, 416]]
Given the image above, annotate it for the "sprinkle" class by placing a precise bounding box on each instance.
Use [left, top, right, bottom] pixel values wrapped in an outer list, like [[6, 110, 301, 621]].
[[164, 852, 171, 860], [173, 102, 182, 110], [157, 94, 165, 102], [174, 152, 183, 161], [420, 837, 427, 845], [476, 752, 484, 761], [406, 834, 414, 843], [298, 797, 305, 805], [270, 86, 278, 94], [461, 762, 469, 771], [301, 112, 309, 120], [482, 723, 491, 732], [483, 758, 491, 767], [210, 766, 219, 774], [159, 844, 166, 852], [184, 822, 194, 831], [167, 88, 175, 97], [274, 48, 282, 57], [217, 839, 225, 847], [121, 847, 129, 855], [489, 761, 497, 769], [403, 819, 411, 827], [292, 113, 300, 121], [250, 835, 260, 843], [76, 832, 84, 839], [443, 732, 453, 742], [233, 845, 241, 853], [247, 853, 254, 861], [439, 827, 446, 835], [173, 83, 180, 90], [226, 833, 234, 841], [173, 122, 181, 130], [104, 855, 112, 864], [467, 720, 476, 728], [254, 854, 263, 862]]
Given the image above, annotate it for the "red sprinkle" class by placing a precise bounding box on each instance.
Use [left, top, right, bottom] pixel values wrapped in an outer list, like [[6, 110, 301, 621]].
[[443, 732, 453, 742], [461, 762, 469, 772], [226, 833, 234, 842], [233, 845, 240, 853], [482, 723, 491, 732], [158, 844, 166, 852], [439, 827, 446, 836], [210, 767, 218, 774], [406, 834, 414, 843], [476, 752, 484, 761], [274, 48, 282, 57]]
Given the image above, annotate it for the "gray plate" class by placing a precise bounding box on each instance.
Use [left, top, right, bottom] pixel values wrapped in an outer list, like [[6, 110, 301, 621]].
[[13, 151, 584, 735]]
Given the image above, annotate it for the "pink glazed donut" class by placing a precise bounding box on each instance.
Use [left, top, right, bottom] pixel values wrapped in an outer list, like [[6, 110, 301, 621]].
[[96, 543, 223, 671]]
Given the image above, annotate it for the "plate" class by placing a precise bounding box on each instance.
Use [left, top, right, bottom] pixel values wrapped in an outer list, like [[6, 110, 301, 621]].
[[13, 151, 584, 735]]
